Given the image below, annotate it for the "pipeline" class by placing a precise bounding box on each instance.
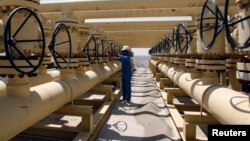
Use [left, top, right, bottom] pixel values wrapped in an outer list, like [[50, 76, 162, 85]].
[[0, 61, 120, 96], [0, 61, 121, 140], [0, 70, 60, 96], [30, 70, 61, 86], [150, 59, 250, 125]]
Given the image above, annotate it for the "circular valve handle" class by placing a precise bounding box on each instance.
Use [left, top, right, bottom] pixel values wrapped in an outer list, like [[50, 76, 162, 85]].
[[165, 36, 173, 53], [82, 34, 97, 64], [114, 44, 121, 56], [224, 0, 250, 49], [104, 41, 114, 57], [49, 23, 72, 69], [176, 23, 193, 54], [200, 0, 224, 50], [172, 28, 179, 53], [4, 7, 45, 74], [158, 40, 165, 54], [96, 38, 104, 63]]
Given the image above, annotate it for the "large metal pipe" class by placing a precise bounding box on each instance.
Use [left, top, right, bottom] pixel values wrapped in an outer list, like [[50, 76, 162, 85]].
[[0, 61, 121, 140], [148, 57, 160, 73], [150, 59, 250, 124], [0, 70, 60, 96]]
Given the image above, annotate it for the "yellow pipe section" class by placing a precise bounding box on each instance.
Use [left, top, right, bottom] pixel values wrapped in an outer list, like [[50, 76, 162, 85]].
[[0, 61, 121, 140], [150, 59, 250, 124], [149, 58, 160, 73], [30, 70, 61, 86], [0, 80, 6, 96], [0, 70, 60, 96]]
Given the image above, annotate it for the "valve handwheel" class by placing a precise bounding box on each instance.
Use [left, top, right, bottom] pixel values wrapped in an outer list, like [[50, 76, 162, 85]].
[[4, 7, 45, 74], [176, 23, 193, 54], [114, 44, 121, 56], [104, 42, 114, 57], [82, 34, 97, 64], [96, 39, 104, 63], [200, 0, 224, 50], [104, 42, 111, 57], [224, 0, 250, 49], [172, 28, 178, 53], [49, 23, 72, 69], [165, 36, 172, 53]]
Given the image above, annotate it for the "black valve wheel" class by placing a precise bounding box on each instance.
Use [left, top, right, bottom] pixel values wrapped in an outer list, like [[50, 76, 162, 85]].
[[159, 41, 165, 54], [111, 43, 117, 57], [82, 34, 97, 64], [165, 36, 173, 53], [200, 0, 224, 50], [104, 42, 111, 57], [224, 0, 250, 49], [102, 41, 111, 59], [4, 7, 45, 74], [159, 38, 166, 54], [49, 23, 72, 69], [172, 28, 179, 53], [114, 44, 121, 56], [176, 23, 193, 54], [104, 41, 114, 57], [96, 38, 104, 63]]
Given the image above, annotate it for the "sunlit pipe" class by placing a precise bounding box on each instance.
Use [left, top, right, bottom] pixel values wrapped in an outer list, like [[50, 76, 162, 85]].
[[0, 70, 60, 96], [149, 58, 160, 73], [0, 61, 121, 140], [30, 70, 61, 86], [150, 59, 250, 124]]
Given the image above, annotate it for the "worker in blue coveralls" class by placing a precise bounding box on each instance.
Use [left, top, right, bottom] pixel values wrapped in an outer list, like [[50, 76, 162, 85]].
[[119, 45, 132, 103]]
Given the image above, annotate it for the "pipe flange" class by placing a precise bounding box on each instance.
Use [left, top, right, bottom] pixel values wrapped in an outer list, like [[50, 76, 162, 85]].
[[237, 62, 250, 71], [186, 58, 196, 68], [79, 57, 90, 66], [226, 59, 238, 69], [174, 57, 186, 66], [196, 59, 226, 71], [169, 57, 175, 64]]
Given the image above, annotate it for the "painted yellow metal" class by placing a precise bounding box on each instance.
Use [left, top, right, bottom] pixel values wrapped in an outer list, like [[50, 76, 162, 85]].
[[0, 70, 60, 96], [0, 0, 40, 10], [237, 0, 250, 52], [151, 59, 250, 124], [37, 0, 237, 48], [39, 0, 236, 12], [0, 61, 121, 140], [40, 6, 238, 20]]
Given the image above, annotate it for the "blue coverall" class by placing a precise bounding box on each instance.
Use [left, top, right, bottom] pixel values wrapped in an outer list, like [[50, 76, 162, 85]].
[[119, 54, 132, 101]]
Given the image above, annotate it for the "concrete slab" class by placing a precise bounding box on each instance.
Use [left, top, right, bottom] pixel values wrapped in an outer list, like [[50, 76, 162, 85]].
[[96, 68, 180, 141]]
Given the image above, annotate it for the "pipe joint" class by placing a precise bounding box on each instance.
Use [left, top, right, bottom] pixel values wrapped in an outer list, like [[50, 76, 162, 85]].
[[7, 76, 31, 97]]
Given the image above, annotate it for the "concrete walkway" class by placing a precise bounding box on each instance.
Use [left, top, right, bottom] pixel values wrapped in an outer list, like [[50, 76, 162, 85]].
[[96, 68, 180, 141]]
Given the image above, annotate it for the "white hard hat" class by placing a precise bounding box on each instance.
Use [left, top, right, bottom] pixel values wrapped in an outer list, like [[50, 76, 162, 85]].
[[121, 45, 130, 51]]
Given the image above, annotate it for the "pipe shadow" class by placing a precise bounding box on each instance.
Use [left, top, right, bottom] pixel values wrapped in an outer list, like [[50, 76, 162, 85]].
[[132, 95, 161, 98], [113, 102, 169, 118], [230, 96, 250, 113], [132, 85, 156, 87], [97, 124, 179, 141], [124, 101, 166, 110], [132, 89, 160, 93], [202, 87, 250, 113]]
